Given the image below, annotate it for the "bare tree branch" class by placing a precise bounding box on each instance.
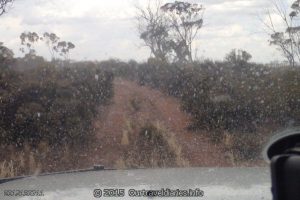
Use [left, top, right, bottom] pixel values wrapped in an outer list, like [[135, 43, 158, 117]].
[[136, 1, 204, 63], [262, 0, 300, 67], [136, 0, 172, 62], [161, 1, 204, 63], [0, 0, 13, 16]]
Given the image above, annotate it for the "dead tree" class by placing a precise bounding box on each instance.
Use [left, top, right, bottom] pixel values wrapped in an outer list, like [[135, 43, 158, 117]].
[[0, 0, 13, 16]]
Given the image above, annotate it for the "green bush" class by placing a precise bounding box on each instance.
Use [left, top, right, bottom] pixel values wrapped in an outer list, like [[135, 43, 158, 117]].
[[0, 62, 114, 147], [122, 59, 300, 132]]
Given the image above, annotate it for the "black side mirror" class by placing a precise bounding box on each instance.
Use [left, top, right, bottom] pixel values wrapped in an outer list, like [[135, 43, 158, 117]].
[[264, 127, 300, 200]]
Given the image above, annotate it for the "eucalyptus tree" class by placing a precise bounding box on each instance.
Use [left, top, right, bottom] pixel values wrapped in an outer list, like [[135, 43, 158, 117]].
[[19, 32, 40, 56], [137, 1, 204, 63], [264, 0, 300, 67], [42, 32, 60, 60], [137, 1, 171, 62], [225, 49, 252, 66], [161, 1, 204, 63], [56, 41, 75, 60], [19, 31, 76, 61], [42, 32, 75, 60]]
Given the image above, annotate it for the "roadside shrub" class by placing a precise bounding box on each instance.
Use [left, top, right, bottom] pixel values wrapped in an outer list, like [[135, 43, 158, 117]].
[[0, 61, 114, 148], [130, 59, 299, 132], [223, 131, 263, 161], [120, 122, 188, 168]]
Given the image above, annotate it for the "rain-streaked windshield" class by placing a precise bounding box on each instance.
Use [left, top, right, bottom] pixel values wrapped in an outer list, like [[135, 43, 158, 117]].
[[0, 0, 299, 178]]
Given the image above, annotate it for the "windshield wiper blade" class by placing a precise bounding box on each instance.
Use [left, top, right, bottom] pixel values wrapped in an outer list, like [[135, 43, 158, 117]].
[[0, 165, 114, 185], [0, 176, 26, 185]]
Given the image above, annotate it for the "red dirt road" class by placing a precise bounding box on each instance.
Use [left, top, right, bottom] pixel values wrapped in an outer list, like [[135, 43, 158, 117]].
[[90, 78, 230, 168]]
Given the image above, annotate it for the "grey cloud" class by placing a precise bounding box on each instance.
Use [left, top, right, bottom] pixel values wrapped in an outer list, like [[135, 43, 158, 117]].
[[0, 0, 286, 62]]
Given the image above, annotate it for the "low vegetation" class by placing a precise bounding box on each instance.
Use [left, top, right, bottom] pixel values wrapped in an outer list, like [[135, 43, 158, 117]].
[[1, 62, 113, 148], [1, 0, 300, 176], [116, 121, 188, 168], [102, 56, 300, 162], [0, 52, 114, 177]]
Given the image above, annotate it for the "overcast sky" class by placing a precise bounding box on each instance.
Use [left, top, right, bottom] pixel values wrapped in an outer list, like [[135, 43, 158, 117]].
[[0, 0, 293, 63]]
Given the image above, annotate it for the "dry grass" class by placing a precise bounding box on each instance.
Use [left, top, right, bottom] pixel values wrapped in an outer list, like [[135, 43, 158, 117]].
[[220, 130, 264, 165], [121, 130, 130, 145], [115, 121, 189, 169], [0, 141, 81, 178], [114, 158, 127, 169], [204, 125, 278, 166], [129, 94, 142, 113], [0, 160, 16, 178], [0, 142, 43, 178], [151, 122, 189, 167]]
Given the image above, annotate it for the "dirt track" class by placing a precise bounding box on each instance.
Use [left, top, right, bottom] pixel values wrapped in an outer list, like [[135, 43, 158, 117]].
[[89, 78, 230, 168]]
